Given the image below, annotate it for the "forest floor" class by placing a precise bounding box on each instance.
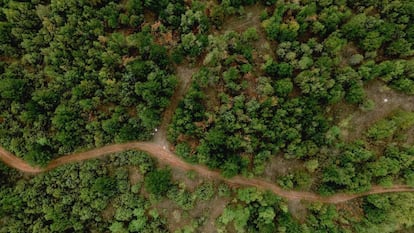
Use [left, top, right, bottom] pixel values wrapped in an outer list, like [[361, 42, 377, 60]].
[[218, 4, 263, 32], [217, 4, 276, 64], [154, 186, 230, 233], [331, 80, 414, 142]]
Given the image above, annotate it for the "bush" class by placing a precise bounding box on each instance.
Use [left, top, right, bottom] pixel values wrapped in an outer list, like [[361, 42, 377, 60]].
[[144, 169, 172, 196]]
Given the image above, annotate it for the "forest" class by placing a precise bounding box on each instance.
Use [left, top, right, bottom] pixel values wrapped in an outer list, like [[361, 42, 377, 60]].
[[0, 0, 178, 165], [1, 0, 414, 232], [168, 0, 414, 194]]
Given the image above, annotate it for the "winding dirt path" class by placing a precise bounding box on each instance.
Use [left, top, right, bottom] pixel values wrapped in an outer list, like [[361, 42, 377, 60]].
[[1, 4, 413, 205], [0, 142, 413, 204]]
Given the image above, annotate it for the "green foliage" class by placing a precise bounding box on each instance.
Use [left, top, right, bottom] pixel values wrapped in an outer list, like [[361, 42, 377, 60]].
[[0, 0, 178, 165], [92, 177, 117, 197], [169, 25, 339, 175], [367, 111, 414, 141], [167, 186, 195, 210], [345, 81, 365, 104], [305, 159, 319, 173], [219, 188, 282, 232], [180, 7, 209, 34], [307, 204, 341, 232], [179, 33, 208, 57], [0, 78, 26, 100], [278, 171, 313, 190], [144, 169, 172, 196], [262, 5, 300, 42], [322, 142, 375, 192], [242, 27, 259, 42], [0, 152, 176, 232], [262, 58, 293, 78], [194, 182, 215, 201], [386, 39, 413, 57], [357, 193, 414, 233], [275, 78, 293, 97]]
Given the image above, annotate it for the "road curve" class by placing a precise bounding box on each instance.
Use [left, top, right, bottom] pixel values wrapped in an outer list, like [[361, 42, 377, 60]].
[[1, 142, 413, 204]]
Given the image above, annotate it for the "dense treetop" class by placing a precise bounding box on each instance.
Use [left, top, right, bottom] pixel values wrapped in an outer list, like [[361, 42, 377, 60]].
[[168, 0, 414, 194], [0, 0, 179, 165]]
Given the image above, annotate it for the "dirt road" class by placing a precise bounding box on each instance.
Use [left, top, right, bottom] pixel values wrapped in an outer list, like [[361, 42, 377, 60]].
[[1, 142, 413, 204], [1, 4, 413, 205]]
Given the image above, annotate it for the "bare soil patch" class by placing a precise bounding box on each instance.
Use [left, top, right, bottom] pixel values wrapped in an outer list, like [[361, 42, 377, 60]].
[[331, 80, 414, 142], [264, 155, 304, 179], [101, 201, 115, 221], [169, 165, 205, 192], [219, 4, 265, 33], [218, 4, 275, 61], [128, 166, 142, 185], [404, 127, 414, 145], [153, 65, 198, 149], [153, 190, 230, 232], [288, 199, 308, 223], [153, 199, 188, 232], [336, 198, 364, 222], [198, 196, 231, 233]]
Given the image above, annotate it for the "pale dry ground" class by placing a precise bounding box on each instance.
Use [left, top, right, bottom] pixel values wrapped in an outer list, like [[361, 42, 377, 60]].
[[1, 142, 413, 204], [333, 80, 414, 141], [153, 65, 197, 149]]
